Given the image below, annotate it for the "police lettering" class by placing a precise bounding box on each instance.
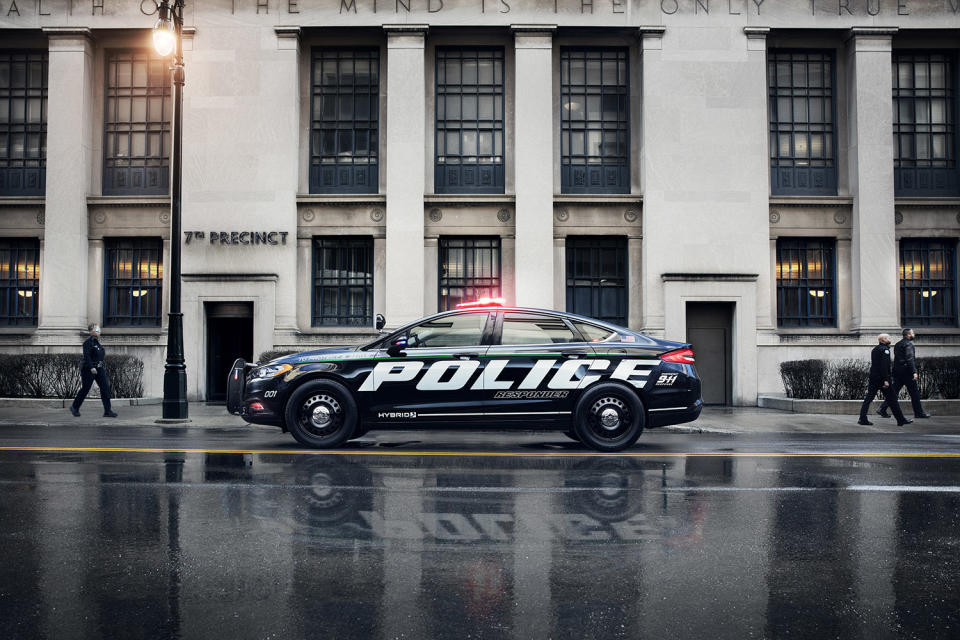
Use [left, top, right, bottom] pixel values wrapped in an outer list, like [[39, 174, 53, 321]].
[[359, 358, 661, 392]]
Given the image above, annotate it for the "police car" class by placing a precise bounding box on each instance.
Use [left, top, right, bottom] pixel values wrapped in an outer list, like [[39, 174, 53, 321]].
[[226, 299, 702, 452]]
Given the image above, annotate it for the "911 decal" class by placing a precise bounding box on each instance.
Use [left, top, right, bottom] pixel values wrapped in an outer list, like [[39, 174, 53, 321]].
[[656, 373, 679, 386], [357, 359, 660, 392]]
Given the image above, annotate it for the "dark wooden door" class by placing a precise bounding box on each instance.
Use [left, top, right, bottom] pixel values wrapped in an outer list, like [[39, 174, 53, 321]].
[[686, 303, 733, 405]]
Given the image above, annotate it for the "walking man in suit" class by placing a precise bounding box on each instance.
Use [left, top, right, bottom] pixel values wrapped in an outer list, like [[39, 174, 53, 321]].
[[859, 333, 911, 426], [878, 328, 931, 420]]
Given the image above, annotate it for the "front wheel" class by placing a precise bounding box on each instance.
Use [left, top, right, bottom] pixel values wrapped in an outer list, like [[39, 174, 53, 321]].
[[284, 380, 358, 448], [572, 384, 645, 452]]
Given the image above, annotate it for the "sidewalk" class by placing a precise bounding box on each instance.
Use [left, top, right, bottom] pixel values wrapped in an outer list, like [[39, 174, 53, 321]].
[[0, 403, 959, 435]]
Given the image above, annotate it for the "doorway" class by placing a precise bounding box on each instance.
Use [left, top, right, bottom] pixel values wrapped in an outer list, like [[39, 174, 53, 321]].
[[205, 302, 253, 403], [686, 302, 733, 405]]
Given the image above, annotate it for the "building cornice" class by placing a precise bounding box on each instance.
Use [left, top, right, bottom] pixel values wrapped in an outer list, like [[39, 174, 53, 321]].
[[0, 197, 44, 209], [769, 196, 854, 208], [661, 273, 759, 282], [182, 273, 279, 282], [42, 27, 93, 40], [87, 195, 170, 208], [297, 194, 386, 206]]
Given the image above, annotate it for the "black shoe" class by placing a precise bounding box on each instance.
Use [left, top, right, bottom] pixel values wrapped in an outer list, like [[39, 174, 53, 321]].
[[69, 406, 80, 417], [877, 408, 891, 418], [915, 413, 931, 419], [898, 418, 914, 426], [103, 410, 118, 418], [858, 418, 873, 426]]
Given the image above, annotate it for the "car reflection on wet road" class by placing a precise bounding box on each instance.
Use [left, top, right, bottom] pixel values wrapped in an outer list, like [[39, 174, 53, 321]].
[[1, 436, 959, 639]]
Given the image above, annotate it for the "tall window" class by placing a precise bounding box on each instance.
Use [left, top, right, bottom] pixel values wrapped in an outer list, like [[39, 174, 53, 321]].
[[768, 50, 837, 196], [438, 237, 501, 311], [310, 48, 379, 194], [900, 239, 957, 327], [893, 52, 958, 196], [103, 51, 171, 196], [560, 48, 629, 194], [566, 236, 628, 326], [0, 51, 47, 196], [104, 238, 163, 327], [776, 238, 836, 328], [312, 237, 374, 327], [0, 238, 39, 327], [435, 48, 504, 194]]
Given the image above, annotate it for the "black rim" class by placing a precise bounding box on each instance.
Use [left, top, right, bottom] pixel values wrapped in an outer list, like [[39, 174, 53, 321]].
[[296, 392, 345, 438], [586, 394, 634, 441]]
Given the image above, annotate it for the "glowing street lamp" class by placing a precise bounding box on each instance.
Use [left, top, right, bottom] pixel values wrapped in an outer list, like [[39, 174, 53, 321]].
[[153, 0, 188, 421]]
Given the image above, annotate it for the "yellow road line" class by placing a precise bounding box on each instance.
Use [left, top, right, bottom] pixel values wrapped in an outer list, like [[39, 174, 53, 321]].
[[0, 446, 959, 459]]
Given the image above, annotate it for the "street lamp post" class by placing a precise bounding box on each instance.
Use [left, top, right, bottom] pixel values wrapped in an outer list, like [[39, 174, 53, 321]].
[[154, 0, 188, 420]]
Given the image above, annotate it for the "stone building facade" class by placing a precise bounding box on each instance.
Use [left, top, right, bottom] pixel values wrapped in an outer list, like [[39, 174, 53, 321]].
[[1, 0, 958, 403]]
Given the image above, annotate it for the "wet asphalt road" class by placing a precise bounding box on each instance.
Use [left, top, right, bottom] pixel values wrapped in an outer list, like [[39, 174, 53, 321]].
[[1, 424, 960, 639]]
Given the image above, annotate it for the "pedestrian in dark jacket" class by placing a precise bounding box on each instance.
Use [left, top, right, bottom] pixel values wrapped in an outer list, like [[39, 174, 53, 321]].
[[878, 328, 931, 419], [859, 333, 910, 426], [69, 323, 118, 418]]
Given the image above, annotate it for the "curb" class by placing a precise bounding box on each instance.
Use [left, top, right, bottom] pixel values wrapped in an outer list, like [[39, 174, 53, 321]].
[[0, 397, 162, 409], [758, 395, 960, 415], [660, 424, 739, 435]]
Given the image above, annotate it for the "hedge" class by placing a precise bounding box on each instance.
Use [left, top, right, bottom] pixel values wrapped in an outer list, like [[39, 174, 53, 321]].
[[781, 356, 960, 400], [0, 354, 144, 399]]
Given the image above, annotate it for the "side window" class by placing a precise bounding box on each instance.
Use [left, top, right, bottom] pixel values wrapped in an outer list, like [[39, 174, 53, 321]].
[[500, 314, 578, 345], [407, 312, 489, 348], [573, 321, 618, 342]]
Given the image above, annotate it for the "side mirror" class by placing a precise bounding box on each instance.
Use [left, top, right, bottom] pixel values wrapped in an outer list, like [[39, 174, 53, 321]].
[[375, 313, 386, 332], [386, 337, 407, 357]]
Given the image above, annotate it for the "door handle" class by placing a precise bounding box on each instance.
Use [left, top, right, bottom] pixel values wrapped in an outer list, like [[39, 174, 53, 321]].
[[560, 350, 589, 358], [454, 352, 479, 359]]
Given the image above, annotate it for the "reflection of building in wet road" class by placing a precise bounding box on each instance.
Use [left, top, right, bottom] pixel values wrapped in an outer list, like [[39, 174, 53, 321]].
[[2, 450, 960, 637]]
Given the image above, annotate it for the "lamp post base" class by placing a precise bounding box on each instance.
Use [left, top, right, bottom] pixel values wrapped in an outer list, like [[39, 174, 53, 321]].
[[162, 365, 189, 420]]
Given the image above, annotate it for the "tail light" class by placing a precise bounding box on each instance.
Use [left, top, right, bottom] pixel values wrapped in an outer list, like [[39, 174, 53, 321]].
[[661, 348, 695, 364]]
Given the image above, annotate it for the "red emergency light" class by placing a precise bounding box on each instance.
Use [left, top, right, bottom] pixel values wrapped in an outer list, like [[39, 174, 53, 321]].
[[456, 297, 505, 309]]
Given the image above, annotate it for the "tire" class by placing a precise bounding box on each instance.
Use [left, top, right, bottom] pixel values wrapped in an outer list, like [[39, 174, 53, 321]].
[[284, 380, 358, 448], [572, 383, 645, 452]]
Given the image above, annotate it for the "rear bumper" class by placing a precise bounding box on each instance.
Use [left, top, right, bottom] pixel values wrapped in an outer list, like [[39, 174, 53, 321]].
[[646, 399, 703, 428]]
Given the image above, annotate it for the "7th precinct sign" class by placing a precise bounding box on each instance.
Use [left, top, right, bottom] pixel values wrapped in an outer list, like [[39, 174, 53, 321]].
[[184, 231, 290, 246]]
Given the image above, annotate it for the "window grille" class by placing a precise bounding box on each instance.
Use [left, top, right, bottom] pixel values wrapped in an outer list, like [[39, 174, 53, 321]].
[[438, 237, 501, 311], [435, 48, 504, 194], [104, 238, 163, 327], [310, 48, 380, 194], [0, 238, 39, 327], [560, 48, 629, 194], [893, 52, 958, 196], [768, 50, 837, 196], [900, 239, 958, 327], [776, 238, 836, 327], [565, 236, 628, 326], [311, 236, 374, 327], [103, 51, 171, 196], [0, 51, 47, 196]]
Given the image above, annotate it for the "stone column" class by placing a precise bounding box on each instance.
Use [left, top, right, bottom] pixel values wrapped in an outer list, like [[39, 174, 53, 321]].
[[271, 26, 302, 334], [384, 25, 427, 327], [40, 28, 94, 332], [512, 26, 555, 309], [846, 28, 899, 332]]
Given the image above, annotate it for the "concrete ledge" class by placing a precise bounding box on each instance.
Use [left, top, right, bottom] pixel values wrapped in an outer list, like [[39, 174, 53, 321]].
[[759, 395, 960, 415], [0, 397, 161, 409]]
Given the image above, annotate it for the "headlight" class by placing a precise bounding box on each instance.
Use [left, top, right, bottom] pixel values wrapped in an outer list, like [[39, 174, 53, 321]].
[[251, 364, 292, 379]]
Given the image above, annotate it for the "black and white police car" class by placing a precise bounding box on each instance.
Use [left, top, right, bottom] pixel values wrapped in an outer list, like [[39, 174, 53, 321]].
[[227, 299, 702, 451]]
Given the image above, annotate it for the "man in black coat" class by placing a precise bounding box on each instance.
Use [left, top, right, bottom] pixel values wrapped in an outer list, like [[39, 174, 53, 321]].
[[878, 328, 931, 419], [859, 333, 910, 426], [69, 323, 118, 418]]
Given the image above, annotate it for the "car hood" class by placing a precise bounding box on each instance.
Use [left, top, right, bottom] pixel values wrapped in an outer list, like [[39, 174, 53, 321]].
[[266, 346, 361, 365]]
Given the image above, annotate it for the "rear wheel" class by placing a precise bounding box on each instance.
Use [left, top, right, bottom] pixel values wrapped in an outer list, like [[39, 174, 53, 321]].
[[284, 380, 357, 448], [573, 384, 645, 452]]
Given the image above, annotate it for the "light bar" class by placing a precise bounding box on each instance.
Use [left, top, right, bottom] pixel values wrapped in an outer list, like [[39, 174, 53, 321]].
[[456, 297, 505, 309]]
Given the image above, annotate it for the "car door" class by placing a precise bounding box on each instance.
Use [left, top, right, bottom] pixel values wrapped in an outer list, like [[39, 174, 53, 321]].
[[481, 312, 599, 420], [363, 311, 493, 422]]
